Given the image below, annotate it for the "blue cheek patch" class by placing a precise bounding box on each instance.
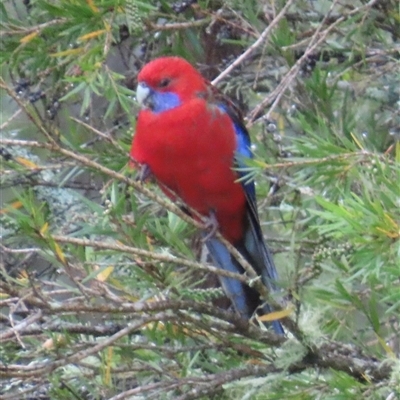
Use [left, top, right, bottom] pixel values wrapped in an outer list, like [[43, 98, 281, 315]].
[[150, 91, 181, 113]]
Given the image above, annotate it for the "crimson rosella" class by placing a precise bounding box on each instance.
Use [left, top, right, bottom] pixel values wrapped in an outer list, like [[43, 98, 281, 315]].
[[130, 56, 284, 334]]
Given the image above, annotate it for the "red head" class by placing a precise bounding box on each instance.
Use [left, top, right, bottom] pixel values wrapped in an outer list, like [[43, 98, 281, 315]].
[[137, 57, 208, 102]]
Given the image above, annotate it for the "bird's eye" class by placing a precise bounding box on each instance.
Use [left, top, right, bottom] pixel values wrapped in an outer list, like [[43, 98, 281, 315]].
[[158, 78, 171, 88]]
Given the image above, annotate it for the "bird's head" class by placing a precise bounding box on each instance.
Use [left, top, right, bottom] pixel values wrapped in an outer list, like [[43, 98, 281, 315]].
[[136, 57, 208, 113]]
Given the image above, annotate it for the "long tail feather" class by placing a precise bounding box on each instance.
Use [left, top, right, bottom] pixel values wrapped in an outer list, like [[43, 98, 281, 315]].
[[205, 233, 284, 335]]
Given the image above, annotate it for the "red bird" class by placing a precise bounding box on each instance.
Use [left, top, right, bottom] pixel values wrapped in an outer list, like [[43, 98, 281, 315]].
[[130, 57, 283, 334]]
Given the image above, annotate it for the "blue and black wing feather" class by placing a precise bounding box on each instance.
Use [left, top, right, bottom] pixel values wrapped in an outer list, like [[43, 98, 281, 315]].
[[205, 87, 284, 334]]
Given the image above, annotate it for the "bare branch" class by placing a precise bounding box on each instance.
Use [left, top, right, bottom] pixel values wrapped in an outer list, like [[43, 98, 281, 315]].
[[211, 0, 296, 85]]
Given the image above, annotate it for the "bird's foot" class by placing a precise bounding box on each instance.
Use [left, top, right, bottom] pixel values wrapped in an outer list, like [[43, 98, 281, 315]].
[[202, 210, 219, 242], [136, 164, 152, 183]]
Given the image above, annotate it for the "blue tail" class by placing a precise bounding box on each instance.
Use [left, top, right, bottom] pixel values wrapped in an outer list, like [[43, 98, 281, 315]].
[[206, 94, 284, 334], [205, 202, 285, 335]]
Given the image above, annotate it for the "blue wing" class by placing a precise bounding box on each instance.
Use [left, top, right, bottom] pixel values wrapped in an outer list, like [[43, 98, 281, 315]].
[[205, 98, 284, 335]]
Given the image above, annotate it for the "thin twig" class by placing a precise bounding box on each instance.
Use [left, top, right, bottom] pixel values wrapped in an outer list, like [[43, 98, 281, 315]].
[[211, 0, 296, 86], [248, 0, 379, 123], [1, 311, 43, 341], [0, 18, 67, 36], [149, 19, 210, 31], [50, 234, 249, 283], [0, 108, 23, 130]]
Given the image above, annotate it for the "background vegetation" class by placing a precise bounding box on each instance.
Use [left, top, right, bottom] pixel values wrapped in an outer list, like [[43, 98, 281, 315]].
[[1, 0, 399, 399]]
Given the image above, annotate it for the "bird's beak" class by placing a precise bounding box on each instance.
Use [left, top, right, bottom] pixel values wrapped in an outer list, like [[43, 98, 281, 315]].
[[136, 82, 151, 108]]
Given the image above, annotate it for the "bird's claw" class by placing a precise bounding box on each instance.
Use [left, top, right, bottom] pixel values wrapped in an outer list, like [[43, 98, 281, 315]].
[[201, 210, 219, 242], [136, 164, 152, 183]]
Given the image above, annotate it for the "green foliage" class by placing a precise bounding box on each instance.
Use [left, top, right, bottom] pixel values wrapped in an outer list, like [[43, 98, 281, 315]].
[[1, 0, 399, 399]]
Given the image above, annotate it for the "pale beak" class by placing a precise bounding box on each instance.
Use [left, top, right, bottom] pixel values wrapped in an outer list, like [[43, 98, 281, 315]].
[[136, 82, 151, 107]]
